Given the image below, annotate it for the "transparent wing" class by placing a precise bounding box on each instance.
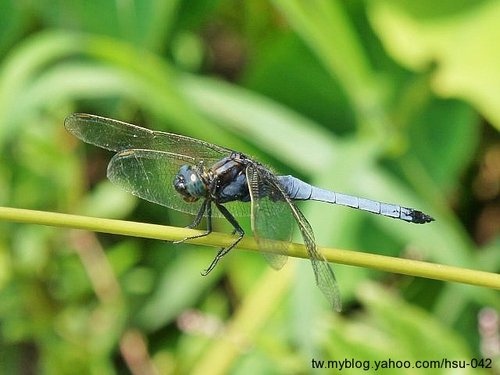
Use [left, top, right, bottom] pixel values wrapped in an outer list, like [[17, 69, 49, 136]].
[[248, 165, 341, 311], [246, 166, 291, 270], [291, 203, 342, 312], [65, 113, 229, 164], [108, 149, 249, 217]]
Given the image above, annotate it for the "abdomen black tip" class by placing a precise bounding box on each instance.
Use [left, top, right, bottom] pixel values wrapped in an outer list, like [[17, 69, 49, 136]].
[[411, 210, 435, 224]]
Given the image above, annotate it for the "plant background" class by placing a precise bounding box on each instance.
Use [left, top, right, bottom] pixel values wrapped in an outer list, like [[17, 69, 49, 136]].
[[0, 1, 499, 374]]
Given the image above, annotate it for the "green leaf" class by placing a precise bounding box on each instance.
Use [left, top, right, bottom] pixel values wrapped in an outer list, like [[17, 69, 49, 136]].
[[369, 0, 500, 130]]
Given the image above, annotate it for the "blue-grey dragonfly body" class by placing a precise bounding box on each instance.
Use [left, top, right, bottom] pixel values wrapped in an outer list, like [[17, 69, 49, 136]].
[[65, 113, 434, 311]]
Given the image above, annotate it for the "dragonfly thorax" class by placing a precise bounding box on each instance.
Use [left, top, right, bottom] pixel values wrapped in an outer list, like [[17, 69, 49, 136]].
[[173, 165, 208, 202]]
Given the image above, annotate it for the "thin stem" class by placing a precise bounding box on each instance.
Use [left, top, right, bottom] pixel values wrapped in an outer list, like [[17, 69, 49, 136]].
[[0, 206, 498, 290]]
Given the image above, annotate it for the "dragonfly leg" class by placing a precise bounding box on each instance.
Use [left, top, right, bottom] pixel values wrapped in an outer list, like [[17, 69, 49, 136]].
[[186, 200, 207, 229], [174, 200, 212, 244], [201, 203, 244, 276]]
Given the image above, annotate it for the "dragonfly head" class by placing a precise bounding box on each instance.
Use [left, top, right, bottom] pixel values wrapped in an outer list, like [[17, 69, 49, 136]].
[[174, 165, 207, 202]]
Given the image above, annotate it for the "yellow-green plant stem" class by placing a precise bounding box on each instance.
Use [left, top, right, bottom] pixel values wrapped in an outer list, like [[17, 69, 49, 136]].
[[0, 206, 498, 290]]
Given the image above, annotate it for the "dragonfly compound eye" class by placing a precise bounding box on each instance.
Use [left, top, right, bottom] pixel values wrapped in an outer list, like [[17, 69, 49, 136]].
[[174, 165, 207, 202]]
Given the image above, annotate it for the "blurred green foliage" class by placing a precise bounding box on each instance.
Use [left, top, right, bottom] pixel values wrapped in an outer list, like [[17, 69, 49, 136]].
[[0, 0, 499, 374]]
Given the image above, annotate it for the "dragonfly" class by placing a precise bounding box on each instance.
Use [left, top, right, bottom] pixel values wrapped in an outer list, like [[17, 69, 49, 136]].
[[65, 113, 434, 311]]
